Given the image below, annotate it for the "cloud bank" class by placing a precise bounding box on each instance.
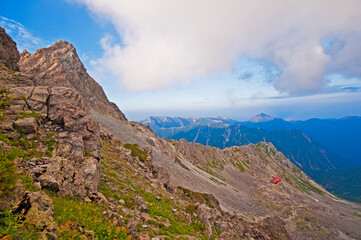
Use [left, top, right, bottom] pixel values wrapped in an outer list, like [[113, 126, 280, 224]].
[[75, 0, 361, 94]]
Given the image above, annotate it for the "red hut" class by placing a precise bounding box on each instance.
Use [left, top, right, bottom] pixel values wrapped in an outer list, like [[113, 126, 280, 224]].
[[271, 176, 281, 184]]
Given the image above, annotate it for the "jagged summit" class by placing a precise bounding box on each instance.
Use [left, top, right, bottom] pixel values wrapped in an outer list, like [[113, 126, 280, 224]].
[[248, 112, 276, 122], [17, 37, 127, 121]]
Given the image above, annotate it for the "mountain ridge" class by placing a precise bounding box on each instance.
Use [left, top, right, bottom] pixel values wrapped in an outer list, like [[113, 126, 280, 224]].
[[1, 26, 361, 239], [141, 114, 361, 167], [18, 39, 127, 121]]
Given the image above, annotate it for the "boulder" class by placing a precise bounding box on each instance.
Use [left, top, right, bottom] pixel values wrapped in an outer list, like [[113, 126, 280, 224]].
[[13, 117, 38, 133]]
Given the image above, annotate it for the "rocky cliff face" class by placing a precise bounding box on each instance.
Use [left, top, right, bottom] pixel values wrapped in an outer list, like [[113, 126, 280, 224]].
[[18, 40, 126, 121], [0, 27, 20, 71]]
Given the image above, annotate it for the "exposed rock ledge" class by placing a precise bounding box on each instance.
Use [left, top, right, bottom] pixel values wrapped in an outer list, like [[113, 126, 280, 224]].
[[8, 86, 102, 199]]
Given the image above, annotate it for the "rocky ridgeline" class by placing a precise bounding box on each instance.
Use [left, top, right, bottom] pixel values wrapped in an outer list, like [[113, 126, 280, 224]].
[[19, 39, 126, 121]]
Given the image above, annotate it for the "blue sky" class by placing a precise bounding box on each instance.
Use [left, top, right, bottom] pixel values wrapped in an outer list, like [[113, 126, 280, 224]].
[[1, 0, 361, 121]]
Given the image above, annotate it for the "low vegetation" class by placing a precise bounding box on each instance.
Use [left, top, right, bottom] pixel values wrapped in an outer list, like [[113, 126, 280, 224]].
[[100, 139, 209, 239], [17, 111, 42, 119], [353, 212, 361, 218], [0, 209, 41, 239], [50, 192, 128, 239], [123, 143, 148, 162]]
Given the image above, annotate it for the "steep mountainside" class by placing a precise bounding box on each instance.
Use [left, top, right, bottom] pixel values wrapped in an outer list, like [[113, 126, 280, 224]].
[[146, 123, 345, 179], [18, 40, 127, 121], [1, 26, 361, 239], [319, 166, 361, 203], [291, 117, 361, 167], [143, 114, 361, 168], [243, 115, 361, 167], [93, 112, 361, 240]]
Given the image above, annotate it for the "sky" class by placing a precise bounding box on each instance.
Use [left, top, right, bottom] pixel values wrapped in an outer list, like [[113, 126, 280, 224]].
[[1, 0, 361, 121]]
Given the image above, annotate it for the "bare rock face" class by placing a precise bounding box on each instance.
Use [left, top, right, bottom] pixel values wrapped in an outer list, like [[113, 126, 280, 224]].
[[0, 27, 20, 71], [28, 156, 101, 198], [9, 86, 102, 198], [18, 40, 127, 121]]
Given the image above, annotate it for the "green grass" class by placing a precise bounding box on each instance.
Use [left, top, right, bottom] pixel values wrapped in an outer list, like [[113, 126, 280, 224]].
[[178, 187, 221, 211], [353, 212, 361, 218], [44, 139, 56, 157], [0, 64, 14, 74], [235, 162, 245, 172], [84, 148, 92, 157], [185, 204, 197, 214], [0, 208, 41, 239], [99, 139, 209, 239], [123, 143, 148, 162], [210, 177, 227, 186], [289, 174, 324, 195], [50, 193, 128, 239], [21, 174, 37, 192], [0, 87, 11, 110], [0, 148, 18, 196], [17, 111, 42, 119]]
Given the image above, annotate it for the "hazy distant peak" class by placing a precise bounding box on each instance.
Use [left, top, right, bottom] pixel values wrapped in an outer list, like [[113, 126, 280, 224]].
[[248, 113, 276, 123]]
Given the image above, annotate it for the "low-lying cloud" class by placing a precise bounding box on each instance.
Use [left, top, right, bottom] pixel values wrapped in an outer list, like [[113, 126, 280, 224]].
[[75, 0, 361, 94]]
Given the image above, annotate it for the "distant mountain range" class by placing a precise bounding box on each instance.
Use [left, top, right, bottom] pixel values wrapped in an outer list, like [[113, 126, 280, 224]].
[[141, 116, 239, 128], [243, 114, 361, 167], [142, 113, 361, 167], [140, 114, 361, 202]]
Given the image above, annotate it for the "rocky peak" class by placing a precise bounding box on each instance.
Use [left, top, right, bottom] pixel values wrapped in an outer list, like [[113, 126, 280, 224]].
[[18, 40, 127, 121], [248, 112, 276, 122], [0, 26, 20, 71]]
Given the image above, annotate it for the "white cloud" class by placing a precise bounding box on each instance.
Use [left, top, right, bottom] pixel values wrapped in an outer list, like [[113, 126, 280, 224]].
[[75, 0, 361, 94], [0, 16, 51, 53]]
